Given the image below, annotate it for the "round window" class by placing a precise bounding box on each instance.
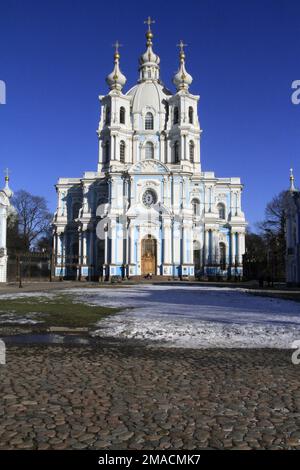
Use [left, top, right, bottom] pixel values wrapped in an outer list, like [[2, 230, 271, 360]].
[[142, 189, 157, 208]]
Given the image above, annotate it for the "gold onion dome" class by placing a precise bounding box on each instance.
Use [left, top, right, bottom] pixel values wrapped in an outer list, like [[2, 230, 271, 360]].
[[106, 41, 127, 91], [173, 40, 193, 91]]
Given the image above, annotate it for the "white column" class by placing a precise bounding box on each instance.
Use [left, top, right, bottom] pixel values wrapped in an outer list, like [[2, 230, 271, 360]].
[[53, 232, 57, 261], [110, 220, 116, 264], [57, 234, 62, 264], [160, 135, 165, 163], [212, 230, 217, 264], [78, 231, 82, 265], [89, 230, 94, 268], [238, 232, 245, 265], [82, 231, 87, 265], [205, 229, 209, 264], [181, 135, 184, 161], [61, 233, 65, 265], [116, 224, 123, 265], [231, 231, 236, 265], [132, 136, 138, 163], [137, 228, 141, 273], [104, 226, 108, 264], [182, 223, 192, 264], [163, 220, 172, 264], [129, 223, 135, 264], [173, 221, 181, 265], [83, 185, 89, 214]]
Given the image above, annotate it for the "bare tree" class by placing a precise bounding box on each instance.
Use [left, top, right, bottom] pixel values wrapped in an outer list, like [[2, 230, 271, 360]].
[[12, 190, 52, 251], [256, 191, 287, 281]]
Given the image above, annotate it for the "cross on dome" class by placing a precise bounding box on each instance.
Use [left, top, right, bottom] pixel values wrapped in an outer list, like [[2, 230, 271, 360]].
[[112, 40, 123, 54], [177, 40, 187, 54], [144, 16, 155, 32]]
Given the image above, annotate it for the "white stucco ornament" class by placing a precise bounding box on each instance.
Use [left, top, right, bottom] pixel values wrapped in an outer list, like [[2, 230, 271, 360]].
[[142, 189, 157, 208]]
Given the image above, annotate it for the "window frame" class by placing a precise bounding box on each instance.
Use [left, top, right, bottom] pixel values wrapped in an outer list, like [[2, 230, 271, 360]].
[[145, 112, 154, 130], [120, 106, 125, 124], [217, 203, 226, 220], [188, 106, 194, 124], [174, 141, 180, 163], [173, 106, 179, 125], [120, 140, 125, 163], [189, 141, 195, 163], [145, 141, 154, 159]]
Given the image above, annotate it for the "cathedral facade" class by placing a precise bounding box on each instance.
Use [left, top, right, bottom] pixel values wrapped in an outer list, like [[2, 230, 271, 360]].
[[53, 20, 247, 280]]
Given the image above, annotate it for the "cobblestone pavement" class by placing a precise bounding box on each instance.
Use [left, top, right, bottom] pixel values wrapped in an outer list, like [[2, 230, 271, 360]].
[[1, 342, 300, 450]]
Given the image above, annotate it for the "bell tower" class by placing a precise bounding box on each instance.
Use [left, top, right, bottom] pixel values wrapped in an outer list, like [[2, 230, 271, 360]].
[[168, 41, 202, 171]]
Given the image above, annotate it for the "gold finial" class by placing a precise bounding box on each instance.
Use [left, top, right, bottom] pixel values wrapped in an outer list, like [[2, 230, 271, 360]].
[[112, 40, 122, 60], [144, 16, 155, 32], [4, 167, 10, 183], [144, 16, 155, 45], [290, 168, 296, 191], [177, 40, 187, 60]]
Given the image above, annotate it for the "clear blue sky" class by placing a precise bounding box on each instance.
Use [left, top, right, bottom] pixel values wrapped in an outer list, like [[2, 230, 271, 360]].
[[1, 0, 300, 229]]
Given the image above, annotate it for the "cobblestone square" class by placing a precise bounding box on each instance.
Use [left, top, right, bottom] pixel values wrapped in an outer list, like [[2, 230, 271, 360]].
[[1, 343, 300, 450]]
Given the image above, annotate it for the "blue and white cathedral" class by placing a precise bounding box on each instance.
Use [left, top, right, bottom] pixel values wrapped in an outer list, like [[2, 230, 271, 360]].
[[53, 19, 247, 280]]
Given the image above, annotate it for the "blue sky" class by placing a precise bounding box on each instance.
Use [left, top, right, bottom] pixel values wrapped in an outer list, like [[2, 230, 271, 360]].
[[1, 0, 300, 229]]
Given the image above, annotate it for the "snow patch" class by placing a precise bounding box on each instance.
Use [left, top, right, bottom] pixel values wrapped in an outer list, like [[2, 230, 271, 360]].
[[66, 285, 300, 349]]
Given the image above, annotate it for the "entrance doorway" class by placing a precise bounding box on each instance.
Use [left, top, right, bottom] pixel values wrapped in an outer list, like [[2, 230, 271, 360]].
[[141, 235, 156, 275]]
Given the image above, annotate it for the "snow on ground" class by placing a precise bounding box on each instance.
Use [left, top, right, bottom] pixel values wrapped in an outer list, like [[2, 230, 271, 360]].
[[0, 292, 55, 300], [67, 285, 300, 349], [1, 285, 300, 348], [0, 312, 42, 325]]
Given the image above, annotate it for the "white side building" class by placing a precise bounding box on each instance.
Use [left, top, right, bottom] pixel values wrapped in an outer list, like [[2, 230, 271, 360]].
[[285, 169, 300, 285], [0, 175, 13, 283], [53, 21, 247, 280]]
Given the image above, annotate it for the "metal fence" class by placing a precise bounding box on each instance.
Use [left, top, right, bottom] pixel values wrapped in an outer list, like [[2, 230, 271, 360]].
[[7, 252, 52, 283]]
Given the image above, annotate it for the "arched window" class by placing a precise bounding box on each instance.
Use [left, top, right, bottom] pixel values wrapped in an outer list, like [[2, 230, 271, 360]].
[[120, 106, 125, 124], [120, 140, 125, 163], [105, 107, 110, 125], [188, 106, 193, 124], [174, 141, 180, 163], [104, 141, 110, 162], [219, 243, 226, 270], [191, 198, 200, 216], [145, 112, 154, 130], [173, 106, 179, 125], [145, 141, 154, 159], [189, 141, 195, 163], [217, 203, 225, 220], [73, 202, 81, 220]]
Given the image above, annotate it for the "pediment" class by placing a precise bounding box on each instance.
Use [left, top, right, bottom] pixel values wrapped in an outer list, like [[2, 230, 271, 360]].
[[128, 160, 169, 174]]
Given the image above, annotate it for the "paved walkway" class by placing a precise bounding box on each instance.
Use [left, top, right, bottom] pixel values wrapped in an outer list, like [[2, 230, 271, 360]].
[[1, 343, 300, 450]]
